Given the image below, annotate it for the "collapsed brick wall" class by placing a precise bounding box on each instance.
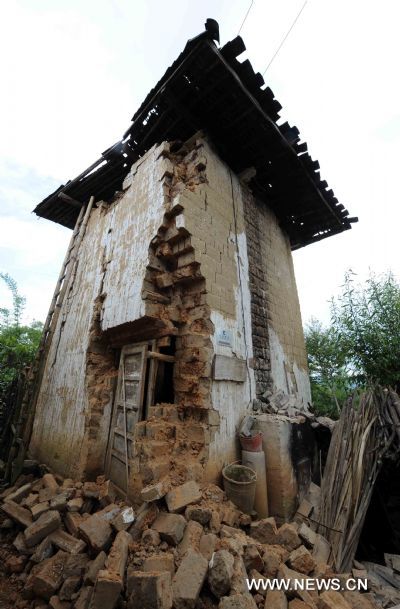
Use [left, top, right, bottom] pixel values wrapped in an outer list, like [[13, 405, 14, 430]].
[[106, 141, 223, 497]]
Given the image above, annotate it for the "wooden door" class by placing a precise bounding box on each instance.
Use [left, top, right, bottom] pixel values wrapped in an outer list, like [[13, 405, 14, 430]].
[[105, 343, 148, 494]]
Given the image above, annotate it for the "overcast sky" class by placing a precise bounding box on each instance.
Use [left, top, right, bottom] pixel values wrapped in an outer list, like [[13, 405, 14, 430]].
[[1, 0, 399, 327]]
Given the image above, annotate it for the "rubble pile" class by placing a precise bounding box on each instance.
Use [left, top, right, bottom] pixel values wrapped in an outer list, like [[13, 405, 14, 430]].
[[0, 467, 392, 609]]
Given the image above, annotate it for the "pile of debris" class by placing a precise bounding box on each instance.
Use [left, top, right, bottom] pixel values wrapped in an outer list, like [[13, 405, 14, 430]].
[[0, 467, 393, 609]]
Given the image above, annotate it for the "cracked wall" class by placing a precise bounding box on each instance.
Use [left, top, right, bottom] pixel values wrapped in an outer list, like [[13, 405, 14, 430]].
[[29, 134, 309, 489]]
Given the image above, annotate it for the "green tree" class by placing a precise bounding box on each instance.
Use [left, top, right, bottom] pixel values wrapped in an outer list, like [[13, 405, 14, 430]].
[[332, 271, 400, 390], [305, 271, 400, 417], [305, 318, 353, 417], [0, 274, 43, 397]]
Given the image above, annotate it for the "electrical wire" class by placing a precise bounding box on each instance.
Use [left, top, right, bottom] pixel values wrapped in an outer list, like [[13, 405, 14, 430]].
[[238, 0, 254, 36], [263, 0, 308, 75]]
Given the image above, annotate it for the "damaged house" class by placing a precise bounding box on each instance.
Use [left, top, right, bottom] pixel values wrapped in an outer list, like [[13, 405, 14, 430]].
[[25, 20, 356, 503]]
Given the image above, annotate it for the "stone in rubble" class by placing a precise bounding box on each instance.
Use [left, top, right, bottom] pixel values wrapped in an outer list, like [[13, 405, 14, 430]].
[[90, 568, 123, 609], [141, 480, 167, 502], [106, 530, 131, 577], [50, 492, 70, 511], [31, 536, 54, 563], [23, 492, 39, 509], [112, 506, 135, 531], [263, 546, 283, 577], [142, 528, 161, 546], [208, 549, 235, 598], [42, 473, 59, 492], [99, 479, 117, 506], [312, 534, 331, 564], [143, 553, 175, 576], [24, 510, 61, 547], [31, 501, 50, 520], [49, 595, 71, 609], [319, 591, 352, 609], [218, 594, 258, 608], [265, 589, 288, 609], [78, 513, 113, 552], [288, 545, 316, 575], [5, 554, 26, 574], [82, 481, 100, 499], [343, 591, 378, 609], [64, 511, 83, 536], [247, 569, 268, 597], [276, 523, 301, 552], [59, 576, 81, 601], [221, 504, 241, 527], [67, 497, 83, 512], [153, 512, 186, 546], [49, 528, 87, 554], [27, 550, 69, 600], [84, 551, 107, 585], [129, 502, 159, 541], [127, 570, 172, 609], [172, 548, 208, 609], [288, 601, 311, 609], [4, 482, 32, 504], [62, 478, 75, 489], [13, 531, 33, 555], [1, 499, 33, 527], [185, 504, 212, 525], [249, 517, 278, 544], [199, 533, 218, 561], [63, 553, 90, 578], [165, 480, 202, 513], [74, 586, 93, 609], [178, 519, 203, 555], [39, 487, 57, 503], [0, 517, 14, 529], [298, 522, 316, 548], [243, 544, 264, 572], [210, 509, 222, 534]]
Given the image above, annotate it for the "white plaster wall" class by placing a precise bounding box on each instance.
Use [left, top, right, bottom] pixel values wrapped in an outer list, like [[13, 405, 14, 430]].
[[30, 144, 168, 477]]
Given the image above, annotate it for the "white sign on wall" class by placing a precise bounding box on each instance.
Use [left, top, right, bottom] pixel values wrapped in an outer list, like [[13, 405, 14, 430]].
[[217, 328, 233, 347]]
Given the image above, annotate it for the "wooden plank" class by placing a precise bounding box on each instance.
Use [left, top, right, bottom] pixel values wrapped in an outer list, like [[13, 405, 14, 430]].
[[212, 354, 246, 382]]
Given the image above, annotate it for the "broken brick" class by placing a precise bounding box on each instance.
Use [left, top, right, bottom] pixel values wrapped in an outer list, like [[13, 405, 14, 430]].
[[49, 528, 87, 554], [249, 517, 278, 544], [90, 569, 123, 609], [208, 549, 234, 598], [276, 523, 301, 552], [143, 553, 175, 576], [31, 501, 50, 520], [178, 519, 203, 555], [78, 513, 113, 552], [84, 550, 107, 585], [26, 550, 68, 599], [24, 510, 61, 547], [106, 530, 132, 578], [165, 480, 201, 513], [153, 512, 186, 546], [288, 545, 316, 575], [1, 499, 33, 527], [172, 548, 208, 609], [127, 570, 172, 609]]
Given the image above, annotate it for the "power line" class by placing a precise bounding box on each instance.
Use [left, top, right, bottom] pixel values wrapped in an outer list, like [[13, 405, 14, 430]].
[[238, 0, 254, 36], [263, 0, 308, 75]]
